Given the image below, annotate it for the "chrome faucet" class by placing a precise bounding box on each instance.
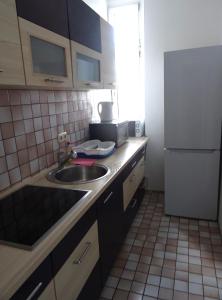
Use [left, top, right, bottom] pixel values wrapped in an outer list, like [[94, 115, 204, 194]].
[[57, 142, 77, 169]]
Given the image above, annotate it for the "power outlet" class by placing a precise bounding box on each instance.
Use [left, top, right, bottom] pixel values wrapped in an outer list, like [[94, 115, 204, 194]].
[[58, 132, 67, 144]]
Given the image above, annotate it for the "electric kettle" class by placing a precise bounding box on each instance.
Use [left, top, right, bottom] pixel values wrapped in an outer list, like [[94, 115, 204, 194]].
[[97, 101, 113, 122]]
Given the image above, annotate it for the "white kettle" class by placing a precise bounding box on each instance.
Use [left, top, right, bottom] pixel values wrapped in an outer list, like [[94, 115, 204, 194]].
[[97, 101, 113, 122]]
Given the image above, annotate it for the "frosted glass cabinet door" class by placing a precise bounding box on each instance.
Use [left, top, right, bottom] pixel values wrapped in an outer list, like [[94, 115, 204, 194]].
[[19, 17, 73, 88], [76, 53, 100, 82], [71, 40, 102, 89], [31, 36, 66, 77]]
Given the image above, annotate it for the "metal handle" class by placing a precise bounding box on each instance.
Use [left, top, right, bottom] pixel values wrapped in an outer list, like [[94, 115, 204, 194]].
[[131, 161, 137, 169], [73, 242, 91, 265], [103, 192, 113, 205], [167, 148, 216, 153], [0, 69, 3, 73], [44, 78, 64, 83], [26, 282, 43, 300], [131, 199, 137, 209], [130, 173, 136, 183], [84, 82, 99, 87]]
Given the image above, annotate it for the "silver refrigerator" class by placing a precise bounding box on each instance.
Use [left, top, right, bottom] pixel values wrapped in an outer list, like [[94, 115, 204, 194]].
[[164, 46, 222, 220]]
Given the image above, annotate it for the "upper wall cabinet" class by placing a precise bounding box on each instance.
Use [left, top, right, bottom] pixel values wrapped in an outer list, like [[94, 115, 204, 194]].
[[15, 0, 69, 38], [68, 0, 102, 53], [100, 18, 116, 89], [71, 41, 102, 89], [19, 18, 73, 88], [0, 0, 25, 86]]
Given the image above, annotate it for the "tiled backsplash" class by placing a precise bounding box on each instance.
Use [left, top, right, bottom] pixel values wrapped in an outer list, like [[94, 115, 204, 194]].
[[0, 89, 92, 192]]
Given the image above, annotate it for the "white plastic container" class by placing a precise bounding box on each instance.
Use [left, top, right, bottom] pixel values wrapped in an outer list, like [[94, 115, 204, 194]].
[[73, 140, 115, 157]]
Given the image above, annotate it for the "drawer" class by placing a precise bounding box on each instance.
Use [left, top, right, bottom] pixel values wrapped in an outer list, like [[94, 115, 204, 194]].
[[122, 145, 146, 181], [11, 256, 52, 300], [123, 156, 145, 211], [39, 281, 56, 300], [134, 156, 145, 191], [51, 205, 96, 275], [54, 221, 100, 300]]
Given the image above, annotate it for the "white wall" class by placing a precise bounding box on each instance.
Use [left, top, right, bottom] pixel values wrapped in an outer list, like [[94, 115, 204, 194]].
[[107, 0, 139, 7], [144, 0, 222, 191], [83, 0, 108, 19]]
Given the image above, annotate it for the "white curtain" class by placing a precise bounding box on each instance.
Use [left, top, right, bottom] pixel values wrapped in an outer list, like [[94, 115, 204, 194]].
[[108, 4, 144, 121]]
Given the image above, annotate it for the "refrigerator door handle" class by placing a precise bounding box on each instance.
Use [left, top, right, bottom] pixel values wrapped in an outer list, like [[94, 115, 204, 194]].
[[165, 148, 217, 153]]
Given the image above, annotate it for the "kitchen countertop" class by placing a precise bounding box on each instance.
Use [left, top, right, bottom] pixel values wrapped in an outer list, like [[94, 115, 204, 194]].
[[0, 137, 148, 300]]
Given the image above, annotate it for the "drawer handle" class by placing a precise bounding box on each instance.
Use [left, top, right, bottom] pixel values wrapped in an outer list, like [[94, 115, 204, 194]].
[[85, 82, 99, 87], [0, 69, 4, 73], [44, 78, 64, 83], [131, 161, 137, 169], [129, 174, 136, 182], [26, 282, 43, 300], [103, 191, 113, 205], [73, 242, 92, 265], [131, 199, 137, 209]]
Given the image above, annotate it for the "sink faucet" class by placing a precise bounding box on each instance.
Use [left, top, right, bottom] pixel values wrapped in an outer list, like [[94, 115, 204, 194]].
[[57, 142, 77, 169]]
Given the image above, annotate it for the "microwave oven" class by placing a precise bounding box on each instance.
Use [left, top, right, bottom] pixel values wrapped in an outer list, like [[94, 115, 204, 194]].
[[89, 121, 129, 147]]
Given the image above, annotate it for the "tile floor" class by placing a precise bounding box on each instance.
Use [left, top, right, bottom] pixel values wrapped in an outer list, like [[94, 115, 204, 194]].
[[99, 192, 222, 300]]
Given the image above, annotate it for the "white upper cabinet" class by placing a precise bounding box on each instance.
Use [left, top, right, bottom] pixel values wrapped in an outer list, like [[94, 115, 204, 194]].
[[100, 18, 116, 89], [71, 40, 102, 89], [0, 0, 25, 86], [18, 18, 73, 88]]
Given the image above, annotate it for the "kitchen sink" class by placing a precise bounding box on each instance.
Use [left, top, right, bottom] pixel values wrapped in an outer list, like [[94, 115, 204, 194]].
[[47, 164, 110, 184]]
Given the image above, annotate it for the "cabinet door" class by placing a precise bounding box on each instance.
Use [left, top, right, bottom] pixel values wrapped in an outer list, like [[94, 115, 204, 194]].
[[123, 185, 145, 236], [19, 18, 73, 88], [68, 0, 101, 52], [39, 281, 56, 300], [97, 180, 123, 285], [54, 222, 100, 300], [101, 18, 116, 89], [0, 0, 25, 85], [71, 41, 102, 89], [16, 0, 69, 38], [123, 156, 145, 211]]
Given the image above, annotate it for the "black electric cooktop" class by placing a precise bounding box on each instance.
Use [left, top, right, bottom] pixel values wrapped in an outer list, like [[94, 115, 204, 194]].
[[0, 185, 89, 250]]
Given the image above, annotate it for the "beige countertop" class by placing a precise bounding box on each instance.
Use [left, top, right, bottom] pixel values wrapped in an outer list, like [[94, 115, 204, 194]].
[[0, 137, 148, 300]]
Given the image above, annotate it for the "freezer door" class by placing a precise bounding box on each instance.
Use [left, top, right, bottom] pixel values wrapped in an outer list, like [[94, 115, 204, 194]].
[[164, 149, 220, 220], [165, 46, 222, 149]]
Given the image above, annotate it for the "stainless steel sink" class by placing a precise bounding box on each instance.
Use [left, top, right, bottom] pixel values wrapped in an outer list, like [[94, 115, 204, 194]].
[[47, 164, 110, 184]]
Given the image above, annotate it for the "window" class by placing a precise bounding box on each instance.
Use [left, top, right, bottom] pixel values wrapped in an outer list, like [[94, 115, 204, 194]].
[[108, 3, 144, 121]]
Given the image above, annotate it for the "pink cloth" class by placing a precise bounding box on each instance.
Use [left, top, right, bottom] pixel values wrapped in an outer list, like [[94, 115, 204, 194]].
[[71, 158, 96, 166]]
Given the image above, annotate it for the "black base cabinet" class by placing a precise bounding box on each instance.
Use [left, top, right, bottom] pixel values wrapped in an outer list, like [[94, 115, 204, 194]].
[[77, 262, 101, 300], [10, 147, 147, 300], [97, 178, 124, 286], [123, 182, 145, 236], [10, 256, 53, 300]]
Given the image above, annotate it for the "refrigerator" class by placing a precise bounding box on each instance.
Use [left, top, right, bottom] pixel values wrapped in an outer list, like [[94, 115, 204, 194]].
[[164, 46, 222, 220]]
